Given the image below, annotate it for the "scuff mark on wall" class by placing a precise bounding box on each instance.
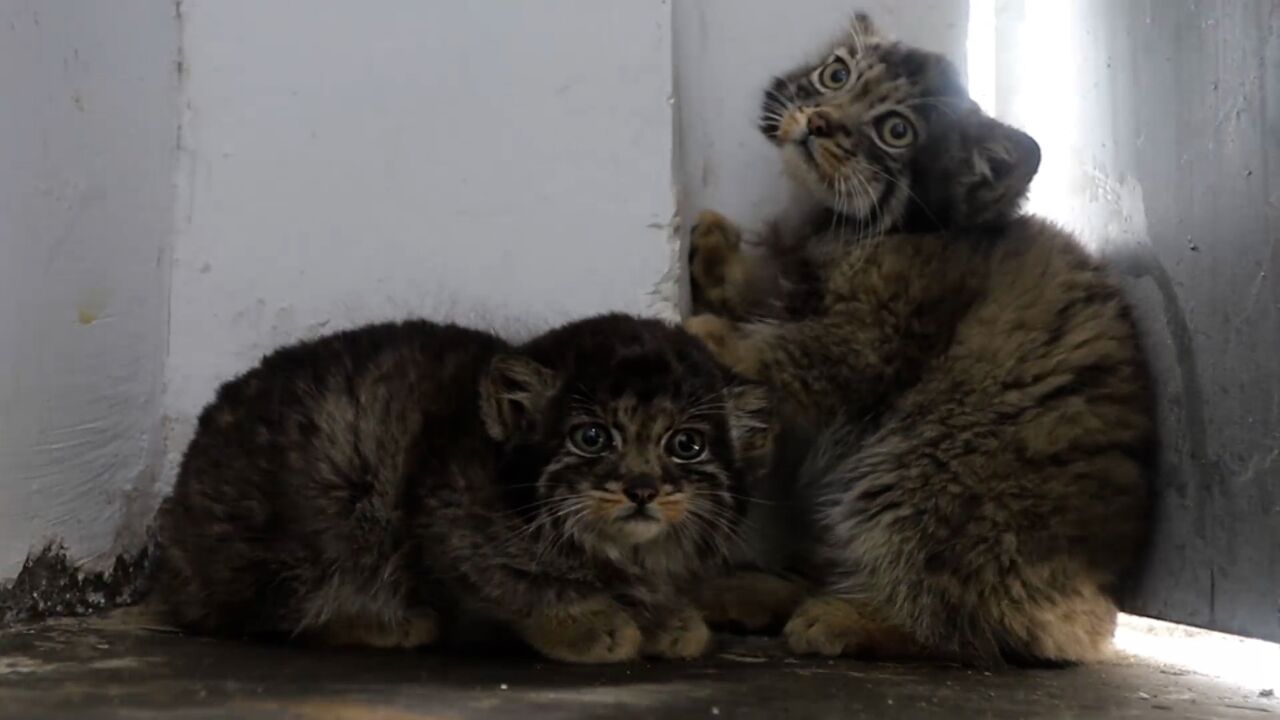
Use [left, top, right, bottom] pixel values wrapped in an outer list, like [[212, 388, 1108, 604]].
[[75, 287, 110, 326], [645, 210, 684, 323]]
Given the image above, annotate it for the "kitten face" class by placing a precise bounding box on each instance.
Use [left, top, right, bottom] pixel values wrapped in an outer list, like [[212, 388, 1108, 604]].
[[543, 388, 735, 548], [482, 315, 771, 563], [759, 13, 1041, 230]]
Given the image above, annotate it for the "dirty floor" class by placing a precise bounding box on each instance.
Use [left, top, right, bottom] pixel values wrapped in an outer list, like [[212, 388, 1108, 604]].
[[0, 611, 1275, 720]]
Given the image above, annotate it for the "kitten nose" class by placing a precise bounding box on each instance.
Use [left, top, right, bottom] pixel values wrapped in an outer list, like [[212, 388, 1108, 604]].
[[807, 111, 834, 138], [624, 484, 658, 506]]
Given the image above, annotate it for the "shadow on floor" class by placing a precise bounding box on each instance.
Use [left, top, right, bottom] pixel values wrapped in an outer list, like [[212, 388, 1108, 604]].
[[0, 609, 1274, 719]]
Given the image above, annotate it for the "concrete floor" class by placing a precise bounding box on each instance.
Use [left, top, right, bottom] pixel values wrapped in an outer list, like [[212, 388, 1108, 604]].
[[0, 610, 1275, 720]]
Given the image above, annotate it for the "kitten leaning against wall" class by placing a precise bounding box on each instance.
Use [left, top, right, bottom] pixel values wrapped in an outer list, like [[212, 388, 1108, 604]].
[[687, 13, 1155, 666], [155, 314, 771, 664]]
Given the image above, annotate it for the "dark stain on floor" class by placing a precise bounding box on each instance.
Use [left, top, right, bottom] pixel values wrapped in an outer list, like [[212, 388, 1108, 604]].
[[0, 609, 1274, 719], [0, 546, 151, 628]]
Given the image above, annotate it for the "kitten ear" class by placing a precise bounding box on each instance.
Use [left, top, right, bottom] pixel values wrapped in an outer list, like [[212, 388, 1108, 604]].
[[966, 117, 1042, 223], [480, 354, 558, 442], [725, 383, 774, 467], [852, 12, 885, 44]]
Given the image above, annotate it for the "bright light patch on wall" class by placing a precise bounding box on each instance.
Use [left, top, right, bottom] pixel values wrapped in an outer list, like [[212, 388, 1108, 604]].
[[1115, 614, 1280, 695], [967, 0, 1099, 246], [965, 0, 996, 113]]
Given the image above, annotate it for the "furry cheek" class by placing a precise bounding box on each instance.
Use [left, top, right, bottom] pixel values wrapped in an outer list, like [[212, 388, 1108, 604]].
[[781, 148, 841, 206], [654, 492, 689, 524]]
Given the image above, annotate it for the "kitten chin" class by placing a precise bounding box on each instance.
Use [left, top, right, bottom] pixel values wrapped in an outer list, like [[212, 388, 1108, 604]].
[[594, 515, 668, 548]]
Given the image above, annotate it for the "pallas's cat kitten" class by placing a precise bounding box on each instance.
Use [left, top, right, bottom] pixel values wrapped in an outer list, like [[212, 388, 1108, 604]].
[[687, 14, 1153, 665], [156, 314, 770, 663]]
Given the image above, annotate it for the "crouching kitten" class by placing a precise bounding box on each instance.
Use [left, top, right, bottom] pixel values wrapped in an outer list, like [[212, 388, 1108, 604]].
[[155, 314, 771, 663]]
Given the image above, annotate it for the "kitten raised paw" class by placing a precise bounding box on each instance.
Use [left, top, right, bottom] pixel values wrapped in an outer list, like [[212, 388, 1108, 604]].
[[642, 606, 712, 660], [690, 210, 748, 315]]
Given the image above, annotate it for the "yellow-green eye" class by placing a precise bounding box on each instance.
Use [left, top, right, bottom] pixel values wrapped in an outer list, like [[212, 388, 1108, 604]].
[[817, 59, 851, 90], [665, 429, 708, 463], [569, 422, 613, 456], [875, 112, 917, 149]]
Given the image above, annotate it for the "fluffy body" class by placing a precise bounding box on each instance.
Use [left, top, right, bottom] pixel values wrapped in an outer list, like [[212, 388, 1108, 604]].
[[688, 15, 1153, 665], [156, 314, 770, 663]]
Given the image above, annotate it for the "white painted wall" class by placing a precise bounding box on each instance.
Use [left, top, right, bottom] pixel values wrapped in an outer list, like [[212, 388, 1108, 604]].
[[162, 0, 678, 487], [0, 1, 179, 578]]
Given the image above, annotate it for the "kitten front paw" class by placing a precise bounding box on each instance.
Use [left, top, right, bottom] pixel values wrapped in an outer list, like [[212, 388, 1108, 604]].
[[784, 596, 919, 660], [783, 596, 868, 657], [312, 609, 439, 650], [642, 606, 712, 660], [397, 611, 442, 648], [520, 599, 642, 664], [699, 572, 807, 632]]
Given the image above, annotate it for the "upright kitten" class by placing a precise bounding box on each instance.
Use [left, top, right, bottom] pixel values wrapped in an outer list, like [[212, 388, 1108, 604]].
[[688, 14, 1153, 665], [156, 314, 770, 663]]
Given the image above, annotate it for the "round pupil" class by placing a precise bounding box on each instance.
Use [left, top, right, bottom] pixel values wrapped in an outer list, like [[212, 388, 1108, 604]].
[[829, 66, 848, 84], [675, 432, 702, 457], [889, 120, 909, 140], [578, 425, 606, 449]]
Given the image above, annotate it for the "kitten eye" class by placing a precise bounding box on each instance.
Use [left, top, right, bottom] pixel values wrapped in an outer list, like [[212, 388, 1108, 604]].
[[665, 429, 708, 463], [568, 422, 613, 456], [817, 59, 851, 91], [875, 112, 917, 149]]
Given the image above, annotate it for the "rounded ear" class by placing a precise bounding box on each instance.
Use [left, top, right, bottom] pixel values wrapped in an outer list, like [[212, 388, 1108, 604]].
[[725, 383, 774, 467], [852, 12, 885, 44], [965, 118, 1042, 223], [479, 354, 558, 442]]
